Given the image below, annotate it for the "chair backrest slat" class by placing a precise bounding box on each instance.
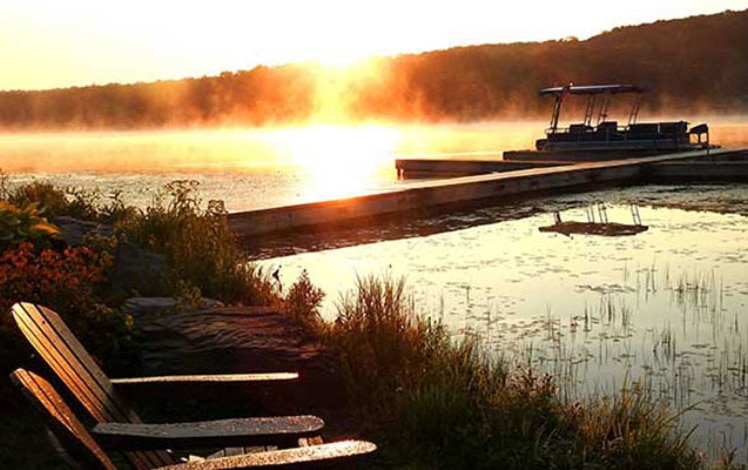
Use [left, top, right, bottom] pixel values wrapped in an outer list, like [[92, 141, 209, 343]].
[[10, 368, 117, 470], [13, 303, 129, 421], [11, 302, 174, 469]]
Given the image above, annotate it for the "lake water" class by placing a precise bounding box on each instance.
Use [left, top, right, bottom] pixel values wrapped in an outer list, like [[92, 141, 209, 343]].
[[269, 184, 748, 462], [2, 120, 748, 462], [0, 122, 540, 211]]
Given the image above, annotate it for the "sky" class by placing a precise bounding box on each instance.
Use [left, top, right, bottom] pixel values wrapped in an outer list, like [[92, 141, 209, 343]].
[[1, 0, 747, 91]]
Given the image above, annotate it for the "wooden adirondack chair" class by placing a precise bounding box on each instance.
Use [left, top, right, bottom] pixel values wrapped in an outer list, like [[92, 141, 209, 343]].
[[8, 302, 352, 469], [10, 368, 376, 469]]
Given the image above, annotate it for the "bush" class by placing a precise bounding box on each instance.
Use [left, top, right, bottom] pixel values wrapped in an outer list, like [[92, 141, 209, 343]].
[[0, 241, 137, 376], [118, 180, 276, 304], [0, 201, 60, 251], [0, 241, 111, 311], [2, 177, 275, 306], [58, 187, 136, 224], [1, 177, 140, 378], [4, 177, 136, 224], [6, 181, 68, 216], [568, 383, 701, 469]]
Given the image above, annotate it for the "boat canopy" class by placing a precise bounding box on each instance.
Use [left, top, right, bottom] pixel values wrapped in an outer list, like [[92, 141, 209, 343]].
[[541, 84, 648, 133], [539, 84, 646, 96]]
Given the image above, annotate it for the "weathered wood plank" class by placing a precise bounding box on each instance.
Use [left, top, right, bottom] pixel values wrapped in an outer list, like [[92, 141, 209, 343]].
[[10, 369, 118, 470], [111, 372, 299, 400], [11, 369, 376, 469], [12, 302, 173, 469], [110, 373, 300, 401], [93, 416, 325, 450], [111, 372, 299, 386], [13, 303, 136, 422], [650, 160, 748, 180], [395, 158, 563, 178], [154, 440, 377, 470]]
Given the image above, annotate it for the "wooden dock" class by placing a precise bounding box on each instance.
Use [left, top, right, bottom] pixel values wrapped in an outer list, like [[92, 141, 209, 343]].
[[228, 148, 748, 238]]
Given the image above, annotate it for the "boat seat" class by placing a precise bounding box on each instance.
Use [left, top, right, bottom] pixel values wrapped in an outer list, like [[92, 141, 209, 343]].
[[628, 123, 659, 136], [658, 121, 688, 135], [597, 121, 618, 131], [569, 124, 592, 134]]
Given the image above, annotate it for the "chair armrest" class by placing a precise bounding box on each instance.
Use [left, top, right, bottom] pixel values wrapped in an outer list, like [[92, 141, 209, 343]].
[[110, 373, 299, 400], [92, 415, 323, 450], [111, 373, 299, 386], [154, 440, 377, 470]]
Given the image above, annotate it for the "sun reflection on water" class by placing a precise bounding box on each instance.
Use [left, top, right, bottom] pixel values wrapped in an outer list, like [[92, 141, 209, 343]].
[[269, 124, 401, 201]]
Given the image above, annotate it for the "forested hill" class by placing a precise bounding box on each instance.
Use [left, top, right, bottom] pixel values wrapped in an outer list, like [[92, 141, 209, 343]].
[[1, 9, 747, 130]]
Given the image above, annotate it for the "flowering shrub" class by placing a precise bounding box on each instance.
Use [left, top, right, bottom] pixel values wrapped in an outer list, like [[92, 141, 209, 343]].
[[0, 241, 111, 311], [0, 242, 136, 376]]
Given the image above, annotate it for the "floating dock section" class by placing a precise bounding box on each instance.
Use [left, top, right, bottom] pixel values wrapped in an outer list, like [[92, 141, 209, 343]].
[[229, 148, 748, 238], [394, 158, 563, 178]]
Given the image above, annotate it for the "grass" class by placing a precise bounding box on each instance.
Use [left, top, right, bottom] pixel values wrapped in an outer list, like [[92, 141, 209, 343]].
[[325, 274, 709, 469]]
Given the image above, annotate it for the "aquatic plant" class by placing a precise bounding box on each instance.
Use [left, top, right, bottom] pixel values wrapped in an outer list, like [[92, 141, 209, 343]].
[[118, 180, 240, 298]]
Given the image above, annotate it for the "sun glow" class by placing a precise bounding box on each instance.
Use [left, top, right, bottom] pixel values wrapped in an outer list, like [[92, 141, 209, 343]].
[[271, 124, 400, 201], [2, 1, 747, 90]]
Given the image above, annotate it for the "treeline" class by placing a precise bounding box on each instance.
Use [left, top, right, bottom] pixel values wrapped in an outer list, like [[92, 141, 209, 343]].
[[1, 9, 747, 130], [0, 64, 317, 129], [351, 9, 748, 120]]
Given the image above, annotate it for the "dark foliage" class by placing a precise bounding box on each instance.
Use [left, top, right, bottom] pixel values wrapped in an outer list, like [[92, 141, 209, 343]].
[[0, 10, 746, 130]]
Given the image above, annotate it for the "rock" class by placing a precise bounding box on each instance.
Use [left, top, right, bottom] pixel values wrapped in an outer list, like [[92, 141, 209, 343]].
[[110, 242, 168, 297], [49, 217, 168, 297], [124, 297, 178, 316], [133, 305, 342, 408], [124, 296, 223, 317], [50, 216, 113, 246]]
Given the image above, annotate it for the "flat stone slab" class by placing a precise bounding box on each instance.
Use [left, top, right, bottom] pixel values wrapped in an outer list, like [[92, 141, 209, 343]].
[[132, 305, 341, 406]]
